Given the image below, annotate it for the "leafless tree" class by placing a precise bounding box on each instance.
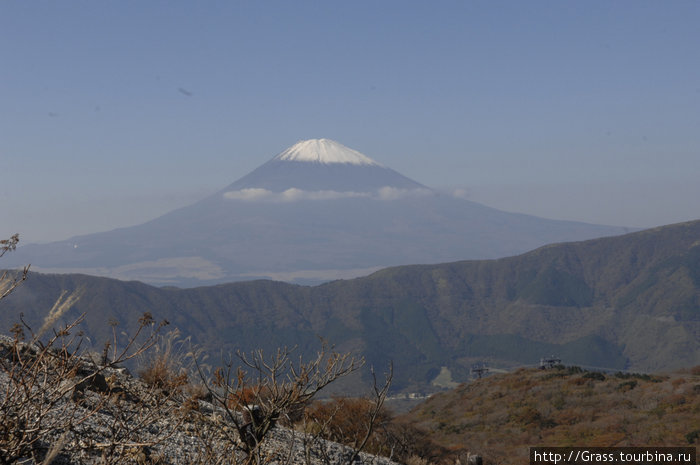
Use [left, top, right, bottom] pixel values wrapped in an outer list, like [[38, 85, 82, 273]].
[[0, 298, 172, 463], [193, 342, 393, 465], [300, 364, 393, 465]]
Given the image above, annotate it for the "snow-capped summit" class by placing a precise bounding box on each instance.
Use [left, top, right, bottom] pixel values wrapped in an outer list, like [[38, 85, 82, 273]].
[[221, 139, 426, 194], [274, 139, 381, 166]]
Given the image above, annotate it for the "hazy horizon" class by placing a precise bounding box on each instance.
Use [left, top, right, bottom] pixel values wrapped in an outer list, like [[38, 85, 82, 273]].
[[2, 2, 699, 244]]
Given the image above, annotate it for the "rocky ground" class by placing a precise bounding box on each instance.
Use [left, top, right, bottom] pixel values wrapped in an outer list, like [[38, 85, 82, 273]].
[[0, 334, 399, 465]]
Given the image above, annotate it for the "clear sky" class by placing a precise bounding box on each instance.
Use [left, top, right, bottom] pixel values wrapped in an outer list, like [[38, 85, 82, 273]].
[[2, 1, 699, 243]]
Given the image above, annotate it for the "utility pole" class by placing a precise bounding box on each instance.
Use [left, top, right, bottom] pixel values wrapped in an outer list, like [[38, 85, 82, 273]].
[[539, 356, 561, 369], [471, 362, 489, 379]]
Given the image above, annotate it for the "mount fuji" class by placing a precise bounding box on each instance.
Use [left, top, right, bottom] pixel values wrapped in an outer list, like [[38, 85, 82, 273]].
[[7, 139, 630, 286], [219, 138, 429, 200]]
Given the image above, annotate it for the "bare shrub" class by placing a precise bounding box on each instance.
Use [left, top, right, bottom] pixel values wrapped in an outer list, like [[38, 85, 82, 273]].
[[305, 395, 450, 464], [381, 420, 453, 465], [0, 295, 173, 463], [192, 344, 392, 465], [304, 395, 392, 456]]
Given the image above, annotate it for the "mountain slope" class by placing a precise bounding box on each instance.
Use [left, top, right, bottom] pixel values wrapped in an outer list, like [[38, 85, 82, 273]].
[[2, 220, 698, 392], [223, 138, 426, 192], [403, 366, 700, 465], [4, 139, 630, 286]]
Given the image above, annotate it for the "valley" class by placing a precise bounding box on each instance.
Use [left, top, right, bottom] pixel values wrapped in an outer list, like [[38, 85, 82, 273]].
[[2, 219, 698, 395]]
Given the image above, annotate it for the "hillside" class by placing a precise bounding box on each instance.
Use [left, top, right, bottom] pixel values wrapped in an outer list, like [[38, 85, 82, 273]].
[[1, 219, 699, 392], [0, 333, 398, 465], [403, 365, 700, 465]]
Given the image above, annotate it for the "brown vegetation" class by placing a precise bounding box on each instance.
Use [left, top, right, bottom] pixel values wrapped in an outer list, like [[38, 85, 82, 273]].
[[0, 310, 396, 464], [303, 394, 456, 464], [193, 345, 393, 465], [405, 366, 700, 464]]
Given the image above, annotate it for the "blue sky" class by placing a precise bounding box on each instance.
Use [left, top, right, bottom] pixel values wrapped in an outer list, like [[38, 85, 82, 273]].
[[2, 1, 699, 243]]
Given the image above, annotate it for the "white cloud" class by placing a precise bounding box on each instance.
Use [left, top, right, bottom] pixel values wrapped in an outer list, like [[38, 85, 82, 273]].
[[451, 188, 471, 199], [377, 187, 434, 201], [222, 188, 276, 201], [223, 187, 434, 202], [223, 188, 370, 202], [280, 188, 370, 202]]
